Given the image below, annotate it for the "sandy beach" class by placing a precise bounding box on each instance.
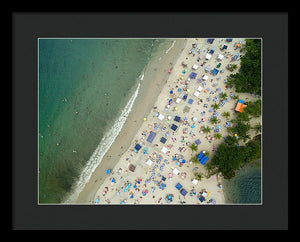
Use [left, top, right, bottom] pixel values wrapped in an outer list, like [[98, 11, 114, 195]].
[[69, 38, 261, 205]]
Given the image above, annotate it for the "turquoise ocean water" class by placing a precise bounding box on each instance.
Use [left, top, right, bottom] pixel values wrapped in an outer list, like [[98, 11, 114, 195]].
[[223, 160, 262, 204], [38, 38, 171, 203]]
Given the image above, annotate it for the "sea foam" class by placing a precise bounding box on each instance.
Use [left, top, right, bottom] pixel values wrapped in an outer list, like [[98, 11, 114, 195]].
[[63, 81, 141, 203], [165, 40, 176, 54]]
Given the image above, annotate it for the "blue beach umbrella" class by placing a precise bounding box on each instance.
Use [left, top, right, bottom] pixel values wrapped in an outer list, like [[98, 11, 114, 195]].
[[106, 169, 111, 174], [170, 90, 173, 94]]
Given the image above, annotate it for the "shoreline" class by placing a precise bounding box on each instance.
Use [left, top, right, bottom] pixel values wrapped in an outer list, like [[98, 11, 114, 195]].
[[70, 39, 187, 204], [63, 38, 261, 205]]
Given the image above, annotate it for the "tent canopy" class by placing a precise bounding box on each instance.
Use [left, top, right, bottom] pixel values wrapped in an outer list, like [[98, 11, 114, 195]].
[[161, 146, 168, 153], [146, 159, 153, 166], [199, 195, 205, 202], [171, 124, 178, 131], [134, 144, 142, 151], [211, 68, 219, 75], [194, 91, 200, 97], [173, 168, 180, 175], [218, 54, 224, 60], [203, 75, 209, 80], [188, 99, 194, 104], [190, 72, 197, 79], [160, 137, 167, 144], [192, 64, 199, 70], [147, 131, 156, 143], [205, 53, 212, 60], [235, 102, 247, 112], [183, 106, 190, 113], [180, 188, 188, 196], [174, 116, 181, 122], [207, 38, 215, 43], [176, 98, 181, 104], [175, 182, 183, 190], [195, 139, 201, 145], [158, 113, 165, 121]]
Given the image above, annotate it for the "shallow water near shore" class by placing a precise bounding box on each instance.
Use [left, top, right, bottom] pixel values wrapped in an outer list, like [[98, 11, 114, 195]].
[[223, 159, 262, 204], [38, 38, 174, 203]]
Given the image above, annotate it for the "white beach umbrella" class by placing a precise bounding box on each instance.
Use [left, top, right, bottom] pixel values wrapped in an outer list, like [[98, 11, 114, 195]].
[[192, 64, 199, 70], [161, 147, 168, 154], [205, 53, 212, 60], [173, 168, 180, 175], [158, 114, 165, 121], [197, 86, 204, 92], [193, 91, 200, 97]]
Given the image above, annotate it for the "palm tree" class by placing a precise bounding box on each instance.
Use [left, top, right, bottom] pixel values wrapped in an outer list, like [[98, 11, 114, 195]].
[[233, 95, 239, 101], [219, 92, 228, 100], [229, 64, 238, 71], [210, 116, 218, 125], [194, 172, 203, 181], [223, 111, 230, 119], [189, 143, 198, 153], [252, 123, 262, 134], [211, 103, 220, 110], [214, 133, 222, 140], [202, 126, 211, 134], [191, 155, 199, 164]]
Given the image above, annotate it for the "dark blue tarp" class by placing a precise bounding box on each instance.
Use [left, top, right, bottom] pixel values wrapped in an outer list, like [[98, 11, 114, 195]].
[[183, 94, 188, 100], [209, 49, 215, 54], [147, 131, 156, 143], [171, 124, 178, 131], [190, 72, 197, 79], [199, 195, 205, 202], [226, 38, 232, 42], [208, 38, 215, 43], [222, 45, 228, 50], [180, 188, 188, 196], [175, 183, 183, 190], [135, 144, 142, 151], [174, 116, 181, 122], [160, 137, 167, 144]]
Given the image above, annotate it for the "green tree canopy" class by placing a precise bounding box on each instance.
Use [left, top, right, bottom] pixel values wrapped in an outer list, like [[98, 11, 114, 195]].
[[245, 99, 261, 118], [229, 39, 261, 95]]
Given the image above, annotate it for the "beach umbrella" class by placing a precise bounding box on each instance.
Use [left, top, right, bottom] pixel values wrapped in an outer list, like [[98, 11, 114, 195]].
[[170, 90, 173, 94], [106, 169, 111, 174], [215, 129, 219, 133], [178, 88, 182, 92], [95, 198, 100, 203], [143, 117, 147, 121], [187, 88, 190, 93]]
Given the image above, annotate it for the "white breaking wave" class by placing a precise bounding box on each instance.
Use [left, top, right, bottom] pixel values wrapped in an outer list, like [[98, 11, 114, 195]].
[[139, 71, 144, 81], [165, 40, 176, 54], [63, 81, 141, 203]]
